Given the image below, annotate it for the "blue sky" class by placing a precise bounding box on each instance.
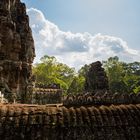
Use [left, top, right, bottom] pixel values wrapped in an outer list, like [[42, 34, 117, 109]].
[[22, 0, 140, 69]]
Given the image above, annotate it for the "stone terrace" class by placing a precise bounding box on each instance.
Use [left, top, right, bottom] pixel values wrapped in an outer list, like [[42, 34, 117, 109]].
[[0, 103, 140, 140]]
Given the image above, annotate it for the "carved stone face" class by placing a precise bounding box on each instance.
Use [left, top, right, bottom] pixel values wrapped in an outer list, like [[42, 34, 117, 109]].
[[0, 0, 35, 103]]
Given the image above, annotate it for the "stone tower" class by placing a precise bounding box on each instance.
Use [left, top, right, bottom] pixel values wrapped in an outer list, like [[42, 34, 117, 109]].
[[85, 61, 109, 92], [0, 0, 35, 102]]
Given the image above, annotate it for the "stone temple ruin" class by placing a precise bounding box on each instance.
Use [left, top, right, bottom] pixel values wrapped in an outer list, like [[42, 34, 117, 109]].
[[85, 61, 109, 92], [63, 62, 140, 106], [32, 84, 62, 104], [0, 0, 140, 140], [0, 0, 35, 103]]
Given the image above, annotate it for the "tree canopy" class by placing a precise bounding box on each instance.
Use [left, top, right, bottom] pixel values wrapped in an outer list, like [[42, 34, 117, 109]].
[[103, 56, 140, 94], [33, 55, 140, 94], [33, 55, 75, 92]]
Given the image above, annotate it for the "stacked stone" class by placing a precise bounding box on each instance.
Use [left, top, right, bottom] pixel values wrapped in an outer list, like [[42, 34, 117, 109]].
[[63, 92, 140, 106], [85, 61, 109, 92], [0, 0, 35, 102], [32, 88, 62, 104], [35, 83, 61, 89], [0, 104, 140, 140]]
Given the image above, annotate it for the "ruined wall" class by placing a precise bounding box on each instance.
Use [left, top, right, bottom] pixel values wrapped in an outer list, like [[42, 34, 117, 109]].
[[0, 0, 35, 102], [0, 104, 140, 140], [63, 92, 140, 106], [31, 88, 62, 104], [30, 84, 62, 104]]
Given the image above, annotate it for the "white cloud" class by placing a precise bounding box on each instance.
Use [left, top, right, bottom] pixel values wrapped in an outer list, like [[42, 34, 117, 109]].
[[27, 8, 139, 69]]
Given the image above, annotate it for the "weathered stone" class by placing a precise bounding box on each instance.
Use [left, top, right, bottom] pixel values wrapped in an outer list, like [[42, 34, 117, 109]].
[[32, 88, 62, 104], [0, 104, 139, 140], [84, 61, 109, 92], [1, 1, 140, 139], [28, 83, 63, 104], [0, 0, 35, 103], [63, 92, 140, 106]]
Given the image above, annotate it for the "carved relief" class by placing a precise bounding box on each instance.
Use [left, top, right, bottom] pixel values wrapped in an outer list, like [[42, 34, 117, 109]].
[[0, 0, 35, 102], [85, 61, 109, 92]]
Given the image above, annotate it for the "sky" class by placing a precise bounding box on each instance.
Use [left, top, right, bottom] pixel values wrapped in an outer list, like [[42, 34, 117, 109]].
[[21, 0, 140, 69]]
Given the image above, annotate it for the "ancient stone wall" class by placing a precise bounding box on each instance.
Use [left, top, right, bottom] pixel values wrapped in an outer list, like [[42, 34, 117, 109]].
[[32, 88, 62, 104], [63, 92, 140, 106], [0, 0, 35, 102], [0, 104, 140, 140], [28, 84, 62, 104]]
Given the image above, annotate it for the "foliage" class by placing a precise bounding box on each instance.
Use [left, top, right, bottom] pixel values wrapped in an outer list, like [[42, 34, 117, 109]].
[[103, 56, 140, 94], [67, 75, 85, 94], [78, 64, 90, 77], [33, 55, 140, 95], [68, 64, 90, 94], [33, 55, 76, 92], [67, 64, 89, 94]]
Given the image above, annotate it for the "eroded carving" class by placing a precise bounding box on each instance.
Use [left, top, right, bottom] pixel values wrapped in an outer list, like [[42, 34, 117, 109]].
[[0, 0, 35, 103], [85, 61, 109, 92]]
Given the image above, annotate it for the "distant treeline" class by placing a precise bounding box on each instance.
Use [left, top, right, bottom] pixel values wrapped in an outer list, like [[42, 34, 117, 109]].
[[33, 55, 140, 94]]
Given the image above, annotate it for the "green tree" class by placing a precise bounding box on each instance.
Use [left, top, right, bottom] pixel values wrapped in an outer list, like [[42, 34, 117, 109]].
[[67, 75, 85, 94], [78, 64, 90, 77], [103, 56, 127, 93], [33, 55, 75, 91], [103, 56, 140, 94], [67, 64, 90, 94], [123, 62, 140, 93]]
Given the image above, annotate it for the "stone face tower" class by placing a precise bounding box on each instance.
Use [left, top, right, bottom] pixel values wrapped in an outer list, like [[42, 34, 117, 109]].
[[84, 61, 109, 92], [0, 0, 35, 102]]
